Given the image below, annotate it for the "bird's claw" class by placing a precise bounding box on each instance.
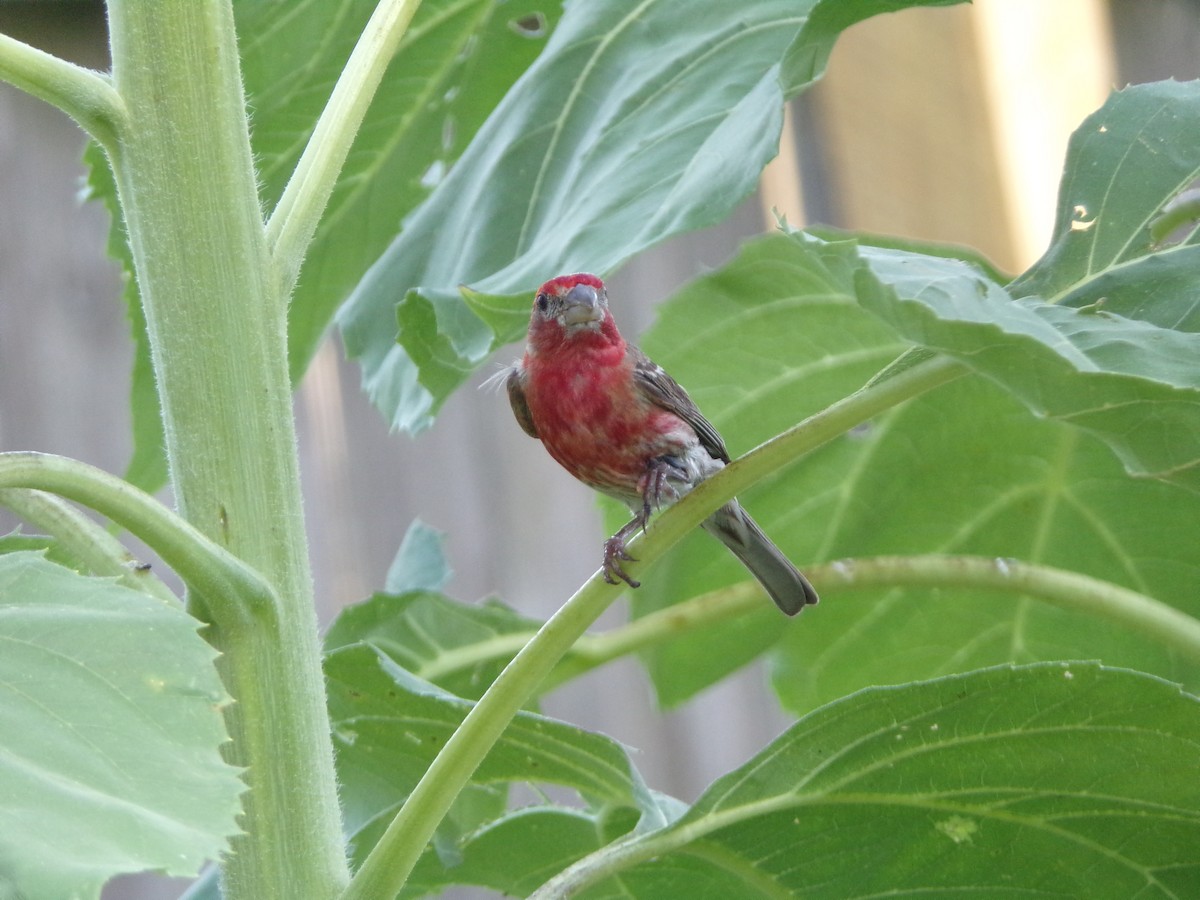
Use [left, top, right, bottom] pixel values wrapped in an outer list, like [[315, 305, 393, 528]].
[[602, 536, 640, 588]]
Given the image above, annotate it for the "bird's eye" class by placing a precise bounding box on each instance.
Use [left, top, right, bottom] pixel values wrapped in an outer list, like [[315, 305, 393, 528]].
[[535, 293, 550, 314]]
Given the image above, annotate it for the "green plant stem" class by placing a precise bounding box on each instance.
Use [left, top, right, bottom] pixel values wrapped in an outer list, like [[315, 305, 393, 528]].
[[421, 551, 1200, 694], [341, 353, 967, 899], [829, 555, 1200, 662], [565, 555, 1200, 674], [0, 452, 273, 618], [529, 804, 730, 899], [266, 0, 424, 294], [104, 2, 348, 896], [0, 485, 177, 604], [340, 571, 629, 900], [0, 30, 124, 151]]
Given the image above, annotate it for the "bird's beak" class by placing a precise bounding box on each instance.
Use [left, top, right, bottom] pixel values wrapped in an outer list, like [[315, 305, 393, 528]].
[[561, 283, 603, 326]]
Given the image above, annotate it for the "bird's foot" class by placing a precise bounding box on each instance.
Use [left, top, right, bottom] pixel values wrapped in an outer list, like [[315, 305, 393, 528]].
[[602, 534, 640, 588]]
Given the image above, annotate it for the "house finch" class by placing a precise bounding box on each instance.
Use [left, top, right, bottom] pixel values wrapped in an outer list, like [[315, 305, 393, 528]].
[[499, 273, 818, 615]]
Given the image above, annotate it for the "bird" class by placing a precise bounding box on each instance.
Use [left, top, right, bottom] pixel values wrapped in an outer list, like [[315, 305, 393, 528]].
[[497, 272, 818, 615]]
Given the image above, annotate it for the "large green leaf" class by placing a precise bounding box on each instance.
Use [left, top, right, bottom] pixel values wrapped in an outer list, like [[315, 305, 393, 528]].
[[236, 0, 559, 380], [337, 0, 963, 433], [0, 552, 242, 899], [857, 81, 1200, 491], [546, 664, 1200, 898], [325, 643, 668, 893], [613, 233, 1200, 711], [86, 0, 557, 489], [542, 662, 1200, 900]]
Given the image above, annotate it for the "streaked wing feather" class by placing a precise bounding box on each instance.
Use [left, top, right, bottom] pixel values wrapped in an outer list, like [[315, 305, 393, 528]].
[[630, 346, 729, 462], [506, 367, 539, 439]]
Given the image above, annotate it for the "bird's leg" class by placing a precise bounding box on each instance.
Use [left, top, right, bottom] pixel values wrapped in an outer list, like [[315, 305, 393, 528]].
[[602, 457, 680, 588], [603, 515, 643, 587]]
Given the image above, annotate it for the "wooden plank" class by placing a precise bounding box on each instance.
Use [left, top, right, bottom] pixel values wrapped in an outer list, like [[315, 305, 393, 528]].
[[800, 1, 1115, 273]]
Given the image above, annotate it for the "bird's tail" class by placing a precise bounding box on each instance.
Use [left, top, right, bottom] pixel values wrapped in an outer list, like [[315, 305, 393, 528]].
[[703, 501, 818, 616]]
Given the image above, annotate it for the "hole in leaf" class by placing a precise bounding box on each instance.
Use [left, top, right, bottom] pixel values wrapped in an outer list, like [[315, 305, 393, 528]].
[[509, 12, 547, 38]]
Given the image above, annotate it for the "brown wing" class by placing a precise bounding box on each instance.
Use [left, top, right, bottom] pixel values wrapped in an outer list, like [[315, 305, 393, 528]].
[[506, 367, 539, 439], [630, 345, 730, 463]]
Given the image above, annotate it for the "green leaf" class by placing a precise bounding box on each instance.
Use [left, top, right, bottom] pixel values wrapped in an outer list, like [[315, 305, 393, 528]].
[[346, 0, 979, 432], [326, 643, 659, 892], [611, 231, 910, 694], [0, 527, 53, 556], [0, 552, 242, 899], [857, 81, 1200, 490], [773, 375, 1200, 711], [341, 0, 970, 434], [384, 518, 452, 594], [614, 233, 1200, 710], [82, 1, 556, 487], [402, 805, 659, 899], [237, 0, 559, 381], [324, 591, 542, 701], [549, 664, 1200, 899]]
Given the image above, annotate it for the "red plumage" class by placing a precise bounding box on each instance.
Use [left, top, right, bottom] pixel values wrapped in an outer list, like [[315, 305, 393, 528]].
[[501, 273, 817, 615]]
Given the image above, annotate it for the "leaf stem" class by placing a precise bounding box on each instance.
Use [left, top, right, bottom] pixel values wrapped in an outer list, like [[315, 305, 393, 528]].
[[567, 555, 1200, 674], [0, 486, 177, 604], [341, 353, 966, 898], [341, 571, 629, 900], [824, 555, 1200, 664], [0, 30, 124, 151], [266, 0, 425, 294], [0, 453, 276, 622]]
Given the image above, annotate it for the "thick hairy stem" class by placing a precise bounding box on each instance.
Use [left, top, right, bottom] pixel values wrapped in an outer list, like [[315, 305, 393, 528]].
[[104, 2, 348, 896]]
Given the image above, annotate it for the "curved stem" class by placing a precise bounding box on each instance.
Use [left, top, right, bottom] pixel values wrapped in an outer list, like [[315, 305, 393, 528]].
[[266, 0, 424, 294], [569, 555, 1200, 674], [0, 452, 276, 624], [0, 31, 124, 151], [341, 570, 628, 900], [341, 354, 966, 899], [0, 487, 177, 604], [825, 555, 1200, 663]]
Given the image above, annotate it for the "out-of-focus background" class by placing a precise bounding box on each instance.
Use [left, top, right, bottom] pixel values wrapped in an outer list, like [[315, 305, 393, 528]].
[[1, 2, 1197, 897]]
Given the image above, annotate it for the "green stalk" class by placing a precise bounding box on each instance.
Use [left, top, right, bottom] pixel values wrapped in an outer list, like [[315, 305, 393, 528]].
[[0, 486, 176, 604], [342, 353, 967, 899], [823, 555, 1200, 662], [104, 3, 347, 897], [267, 0, 425, 293], [567, 555, 1200, 674], [0, 30, 123, 150], [0, 452, 274, 619], [401, 547, 1200, 693]]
